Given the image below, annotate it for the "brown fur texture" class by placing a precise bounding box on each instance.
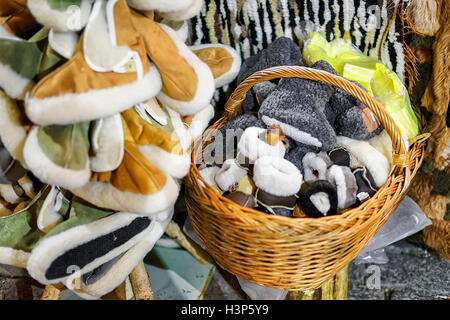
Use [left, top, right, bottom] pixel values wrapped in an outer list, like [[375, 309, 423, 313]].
[[408, 172, 449, 221], [423, 220, 450, 260], [406, 0, 441, 36]]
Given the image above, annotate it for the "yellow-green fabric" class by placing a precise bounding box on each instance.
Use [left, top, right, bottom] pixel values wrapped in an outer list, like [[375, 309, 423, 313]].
[[304, 32, 419, 140], [0, 38, 43, 79]]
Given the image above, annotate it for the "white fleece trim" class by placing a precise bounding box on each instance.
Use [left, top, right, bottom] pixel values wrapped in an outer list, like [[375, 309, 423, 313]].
[[190, 44, 242, 88], [261, 115, 323, 148], [310, 192, 330, 215], [137, 144, 190, 179], [174, 20, 189, 43], [0, 61, 31, 99], [0, 184, 21, 204], [37, 186, 65, 233], [237, 127, 286, 163], [0, 247, 29, 268], [337, 136, 389, 188], [72, 175, 179, 216], [214, 159, 247, 192], [27, 212, 154, 285], [73, 209, 173, 299], [159, 0, 203, 21], [302, 152, 330, 183], [18, 175, 35, 199], [48, 29, 78, 60], [198, 166, 221, 192], [83, 0, 134, 72], [27, 0, 92, 32], [90, 114, 125, 173], [25, 64, 162, 126], [0, 91, 27, 163], [369, 130, 393, 167], [126, 0, 192, 12], [167, 104, 214, 152], [253, 156, 303, 197], [155, 24, 215, 116], [23, 127, 92, 189]]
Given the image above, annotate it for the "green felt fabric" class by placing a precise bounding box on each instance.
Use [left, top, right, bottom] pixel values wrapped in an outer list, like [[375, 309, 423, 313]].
[[37, 122, 90, 171], [0, 39, 43, 79]]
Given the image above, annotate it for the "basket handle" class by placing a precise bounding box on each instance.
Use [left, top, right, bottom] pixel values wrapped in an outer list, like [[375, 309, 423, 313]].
[[223, 66, 408, 167]]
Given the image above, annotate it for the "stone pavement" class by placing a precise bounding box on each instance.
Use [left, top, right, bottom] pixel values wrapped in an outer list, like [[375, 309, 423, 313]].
[[1, 240, 448, 300]]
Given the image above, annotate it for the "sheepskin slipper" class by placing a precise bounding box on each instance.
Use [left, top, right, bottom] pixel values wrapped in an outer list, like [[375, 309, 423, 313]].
[[214, 159, 247, 193], [336, 136, 389, 188], [48, 29, 78, 60], [0, 26, 43, 99], [27, 0, 93, 32], [26, 0, 162, 126], [302, 152, 333, 184], [191, 43, 242, 88], [27, 211, 156, 285], [326, 165, 358, 209], [23, 124, 92, 190], [123, 101, 191, 179], [72, 119, 179, 216], [237, 127, 286, 166], [352, 167, 378, 203], [198, 166, 221, 192], [130, 10, 215, 116], [298, 180, 338, 218], [90, 114, 125, 173], [253, 156, 302, 217], [65, 208, 173, 300]]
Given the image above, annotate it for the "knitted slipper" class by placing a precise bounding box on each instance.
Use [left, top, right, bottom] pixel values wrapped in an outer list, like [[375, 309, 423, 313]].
[[326, 165, 358, 209], [67, 207, 173, 299], [26, 0, 162, 126], [123, 100, 191, 179], [298, 180, 338, 218], [253, 156, 302, 217], [336, 136, 389, 188], [259, 77, 337, 151], [72, 118, 179, 215], [130, 9, 215, 116], [23, 123, 92, 189], [27, 0, 93, 32], [90, 114, 125, 173], [0, 26, 43, 99]]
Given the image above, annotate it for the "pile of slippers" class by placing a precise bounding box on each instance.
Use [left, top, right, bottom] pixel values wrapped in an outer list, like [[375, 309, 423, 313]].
[[199, 37, 394, 218], [0, 0, 241, 299]]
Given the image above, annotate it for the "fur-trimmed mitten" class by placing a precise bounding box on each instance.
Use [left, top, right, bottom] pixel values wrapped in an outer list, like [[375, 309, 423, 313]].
[[253, 156, 303, 217]]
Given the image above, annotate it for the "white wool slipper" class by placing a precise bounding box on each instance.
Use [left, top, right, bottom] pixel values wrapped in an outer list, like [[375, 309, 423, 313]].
[[237, 127, 286, 164], [27, 212, 155, 285], [302, 152, 333, 183], [198, 166, 221, 192], [214, 159, 247, 192], [155, 23, 215, 116], [337, 136, 390, 188], [27, 0, 93, 32], [253, 156, 303, 197], [90, 114, 125, 173]]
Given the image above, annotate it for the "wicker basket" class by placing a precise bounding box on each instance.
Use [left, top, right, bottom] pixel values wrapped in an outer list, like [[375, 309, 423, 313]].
[[184, 66, 428, 291]]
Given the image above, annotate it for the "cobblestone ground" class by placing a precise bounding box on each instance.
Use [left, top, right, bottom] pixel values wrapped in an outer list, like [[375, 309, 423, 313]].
[[1, 240, 448, 300]]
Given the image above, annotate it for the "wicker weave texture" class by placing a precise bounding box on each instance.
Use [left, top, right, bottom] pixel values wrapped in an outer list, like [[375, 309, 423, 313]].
[[185, 66, 427, 290]]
